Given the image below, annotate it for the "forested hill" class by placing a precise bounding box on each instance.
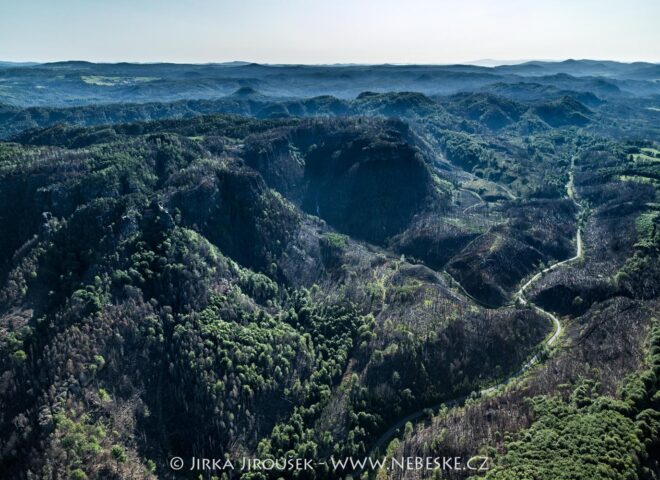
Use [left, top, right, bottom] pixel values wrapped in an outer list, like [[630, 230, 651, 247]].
[[0, 61, 658, 480], [2, 87, 659, 142]]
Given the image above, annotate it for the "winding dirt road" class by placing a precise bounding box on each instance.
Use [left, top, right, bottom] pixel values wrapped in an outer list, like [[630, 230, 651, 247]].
[[364, 158, 584, 459]]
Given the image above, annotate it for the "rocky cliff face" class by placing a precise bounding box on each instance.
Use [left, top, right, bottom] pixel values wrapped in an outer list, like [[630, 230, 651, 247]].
[[244, 119, 442, 244]]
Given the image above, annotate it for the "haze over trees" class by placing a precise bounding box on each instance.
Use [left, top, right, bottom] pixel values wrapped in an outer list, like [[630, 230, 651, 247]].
[[0, 60, 658, 479]]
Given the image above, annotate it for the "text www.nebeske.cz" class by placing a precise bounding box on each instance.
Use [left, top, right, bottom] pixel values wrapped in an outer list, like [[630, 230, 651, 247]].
[[175, 456, 491, 472]]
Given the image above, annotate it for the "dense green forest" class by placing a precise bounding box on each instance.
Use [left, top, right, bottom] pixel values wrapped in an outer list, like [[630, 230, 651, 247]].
[[0, 60, 658, 479]]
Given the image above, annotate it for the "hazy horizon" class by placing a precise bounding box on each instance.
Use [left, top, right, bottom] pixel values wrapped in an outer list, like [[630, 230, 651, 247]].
[[1, 58, 658, 67], [2, 0, 659, 64]]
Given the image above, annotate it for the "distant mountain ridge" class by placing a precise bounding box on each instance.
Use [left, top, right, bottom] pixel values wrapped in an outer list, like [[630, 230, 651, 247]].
[[1, 59, 658, 108]]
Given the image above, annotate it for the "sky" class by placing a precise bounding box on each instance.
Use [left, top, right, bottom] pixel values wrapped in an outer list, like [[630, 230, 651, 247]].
[[1, 0, 659, 64]]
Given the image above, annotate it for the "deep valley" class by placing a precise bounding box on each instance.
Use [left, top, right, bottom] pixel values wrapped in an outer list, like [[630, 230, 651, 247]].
[[0, 59, 658, 480]]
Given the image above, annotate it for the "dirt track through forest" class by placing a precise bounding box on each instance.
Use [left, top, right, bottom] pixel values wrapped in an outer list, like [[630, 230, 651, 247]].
[[362, 157, 584, 462]]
